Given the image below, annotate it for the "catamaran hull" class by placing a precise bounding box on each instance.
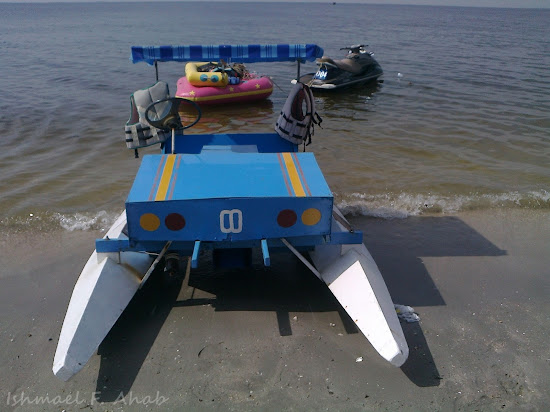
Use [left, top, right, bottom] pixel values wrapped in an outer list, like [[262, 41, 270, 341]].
[[309, 209, 408, 366], [53, 212, 153, 381], [53, 211, 407, 381]]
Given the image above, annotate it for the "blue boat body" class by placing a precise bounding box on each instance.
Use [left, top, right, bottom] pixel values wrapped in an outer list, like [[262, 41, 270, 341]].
[[127, 151, 333, 238], [96, 131, 362, 260], [97, 42, 362, 264]]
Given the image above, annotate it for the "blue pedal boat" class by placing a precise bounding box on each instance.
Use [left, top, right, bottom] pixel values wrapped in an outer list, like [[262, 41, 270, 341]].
[[53, 44, 408, 381]]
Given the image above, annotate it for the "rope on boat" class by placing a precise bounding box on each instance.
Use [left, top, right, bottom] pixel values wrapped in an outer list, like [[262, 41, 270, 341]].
[[270, 77, 286, 93]]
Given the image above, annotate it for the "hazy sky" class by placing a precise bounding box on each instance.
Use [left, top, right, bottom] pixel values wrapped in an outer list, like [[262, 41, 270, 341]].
[[1, 0, 549, 7]]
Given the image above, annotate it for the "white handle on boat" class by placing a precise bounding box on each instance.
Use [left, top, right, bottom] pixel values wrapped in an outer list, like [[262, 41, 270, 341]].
[[140, 241, 172, 288], [281, 237, 322, 279]]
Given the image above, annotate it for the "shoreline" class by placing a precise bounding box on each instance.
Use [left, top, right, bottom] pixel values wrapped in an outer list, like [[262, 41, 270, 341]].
[[1, 209, 549, 411]]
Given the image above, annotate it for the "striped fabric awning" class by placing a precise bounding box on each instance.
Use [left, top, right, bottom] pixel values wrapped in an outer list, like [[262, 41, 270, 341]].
[[131, 44, 324, 65]]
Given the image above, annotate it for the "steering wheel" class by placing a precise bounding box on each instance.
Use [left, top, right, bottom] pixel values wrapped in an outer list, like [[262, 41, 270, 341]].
[[145, 97, 202, 132]]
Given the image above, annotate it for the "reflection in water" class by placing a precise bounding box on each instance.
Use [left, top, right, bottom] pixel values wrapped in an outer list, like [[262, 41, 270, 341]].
[[313, 80, 383, 116], [183, 100, 275, 135]]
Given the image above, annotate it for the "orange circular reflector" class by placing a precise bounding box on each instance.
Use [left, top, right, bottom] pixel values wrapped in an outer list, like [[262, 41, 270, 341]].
[[301, 208, 321, 226], [140, 213, 160, 231]]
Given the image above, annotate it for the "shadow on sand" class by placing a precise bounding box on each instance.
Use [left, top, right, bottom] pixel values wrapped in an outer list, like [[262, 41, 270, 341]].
[[363, 215, 506, 386], [94, 215, 506, 398], [95, 270, 184, 402]]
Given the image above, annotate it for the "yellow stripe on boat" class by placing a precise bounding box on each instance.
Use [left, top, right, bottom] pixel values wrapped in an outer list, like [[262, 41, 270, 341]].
[[155, 155, 177, 201], [282, 152, 306, 197]]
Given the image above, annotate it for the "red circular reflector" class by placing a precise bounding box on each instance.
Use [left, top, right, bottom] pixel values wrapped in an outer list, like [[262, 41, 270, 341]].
[[277, 209, 297, 228], [165, 213, 186, 231]]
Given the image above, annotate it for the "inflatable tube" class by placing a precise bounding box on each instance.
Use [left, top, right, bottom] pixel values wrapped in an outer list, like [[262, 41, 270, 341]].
[[176, 75, 273, 105], [185, 62, 229, 87]]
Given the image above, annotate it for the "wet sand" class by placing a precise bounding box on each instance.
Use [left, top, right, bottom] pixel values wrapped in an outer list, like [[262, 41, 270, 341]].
[[1, 209, 549, 411]]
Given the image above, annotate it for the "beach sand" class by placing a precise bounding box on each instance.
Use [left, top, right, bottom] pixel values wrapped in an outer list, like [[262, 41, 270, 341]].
[[1, 209, 549, 411]]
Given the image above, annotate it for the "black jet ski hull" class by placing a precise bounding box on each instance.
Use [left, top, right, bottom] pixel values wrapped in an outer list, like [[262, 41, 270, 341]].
[[298, 71, 383, 90], [295, 45, 383, 90]]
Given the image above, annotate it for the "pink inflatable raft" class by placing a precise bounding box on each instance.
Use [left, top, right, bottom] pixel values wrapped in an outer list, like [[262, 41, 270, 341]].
[[175, 61, 273, 105]]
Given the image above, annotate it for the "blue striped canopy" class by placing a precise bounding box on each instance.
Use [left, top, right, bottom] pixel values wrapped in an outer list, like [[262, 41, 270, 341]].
[[131, 44, 324, 65]]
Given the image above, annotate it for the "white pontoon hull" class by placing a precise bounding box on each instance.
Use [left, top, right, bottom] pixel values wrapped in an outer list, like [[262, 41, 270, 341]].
[[53, 212, 153, 381], [309, 208, 408, 366]]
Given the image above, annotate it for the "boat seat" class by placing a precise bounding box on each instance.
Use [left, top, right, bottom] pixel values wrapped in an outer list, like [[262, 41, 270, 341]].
[[124, 81, 171, 150]]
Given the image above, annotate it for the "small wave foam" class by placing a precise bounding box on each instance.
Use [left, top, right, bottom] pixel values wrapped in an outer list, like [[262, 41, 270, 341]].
[[55, 210, 120, 232], [337, 190, 550, 219], [2, 190, 549, 233], [0, 210, 120, 234]]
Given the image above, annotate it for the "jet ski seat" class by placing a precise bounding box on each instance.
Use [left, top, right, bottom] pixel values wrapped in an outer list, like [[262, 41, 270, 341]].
[[317, 56, 364, 75], [124, 81, 171, 150]]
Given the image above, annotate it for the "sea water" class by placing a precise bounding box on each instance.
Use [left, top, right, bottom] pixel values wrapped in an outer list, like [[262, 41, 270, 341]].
[[0, 2, 549, 233]]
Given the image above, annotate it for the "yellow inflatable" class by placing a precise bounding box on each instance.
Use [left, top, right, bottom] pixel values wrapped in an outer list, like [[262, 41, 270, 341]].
[[185, 62, 229, 87]]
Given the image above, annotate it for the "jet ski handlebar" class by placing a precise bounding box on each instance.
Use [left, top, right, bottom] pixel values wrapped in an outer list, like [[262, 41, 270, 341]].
[[340, 44, 368, 54]]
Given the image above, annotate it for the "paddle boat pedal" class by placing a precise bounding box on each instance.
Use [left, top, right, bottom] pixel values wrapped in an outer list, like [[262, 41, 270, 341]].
[[53, 45, 408, 381]]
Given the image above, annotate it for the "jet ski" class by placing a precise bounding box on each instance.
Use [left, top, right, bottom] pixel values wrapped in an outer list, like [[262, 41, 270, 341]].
[[296, 44, 383, 90]]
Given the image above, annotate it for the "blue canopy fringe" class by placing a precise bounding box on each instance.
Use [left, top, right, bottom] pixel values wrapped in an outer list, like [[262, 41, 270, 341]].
[[131, 44, 324, 65]]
